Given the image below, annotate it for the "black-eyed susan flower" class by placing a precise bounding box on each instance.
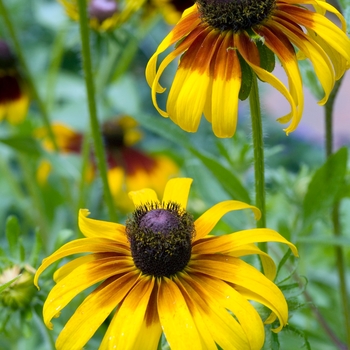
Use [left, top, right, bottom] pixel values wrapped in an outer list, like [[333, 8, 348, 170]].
[[36, 116, 178, 211], [146, 1, 350, 138], [59, 0, 145, 31], [0, 40, 29, 124], [35, 177, 298, 349]]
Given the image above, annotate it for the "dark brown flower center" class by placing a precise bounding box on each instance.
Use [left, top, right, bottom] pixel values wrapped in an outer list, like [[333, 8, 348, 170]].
[[196, 0, 276, 32], [88, 0, 119, 22], [126, 203, 194, 277]]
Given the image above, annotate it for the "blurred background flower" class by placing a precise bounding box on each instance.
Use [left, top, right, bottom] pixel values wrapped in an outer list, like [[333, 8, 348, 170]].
[[0, 40, 29, 124]]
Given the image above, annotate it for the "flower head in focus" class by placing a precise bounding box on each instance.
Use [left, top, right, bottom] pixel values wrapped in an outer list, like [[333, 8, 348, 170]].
[[146, 0, 350, 138], [35, 178, 298, 349], [0, 40, 29, 124], [59, 0, 145, 31]]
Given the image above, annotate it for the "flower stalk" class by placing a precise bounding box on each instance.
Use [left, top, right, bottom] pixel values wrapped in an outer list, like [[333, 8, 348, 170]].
[[324, 77, 350, 349], [76, 0, 117, 222], [249, 75, 267, 252]]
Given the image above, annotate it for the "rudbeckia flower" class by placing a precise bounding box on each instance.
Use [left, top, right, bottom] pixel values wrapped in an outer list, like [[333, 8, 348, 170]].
[[59, 0, 145, 31], [146, 0, 350, 138], [0, 40, 29, 124], [37, 116, 178, 211], [35, 178, 298, 350]]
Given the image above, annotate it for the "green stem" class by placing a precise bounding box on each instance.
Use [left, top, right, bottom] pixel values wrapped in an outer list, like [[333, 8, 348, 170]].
[[0, 0, 58, 151], [249, 75, 267, 252], [76, 0, 117, 222], [324, 77, 350, 349]]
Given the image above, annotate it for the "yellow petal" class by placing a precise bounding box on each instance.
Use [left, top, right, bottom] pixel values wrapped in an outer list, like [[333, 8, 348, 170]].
[[6, 91, 29, 124], [172, 276, 218, 350], [236, 32, 298, 134], [79, 209, 127, 242], [128, 187, 160, 208], [271, 17, 335, 104], [194, 200, 261, 241], [211, 32, 241, 138], [191, 273, 265, 350], [34, 237, 131, 288], [99, 275, 155, 349], [43, 256, 135, 329], [162, 178, 192, 209], [56, 271, 139, 350], [177, 273, 251, 350], [192, 228, 298, 257], [157, 277, 202, 350], [188, 256, 288, 331], [145, 5, 200, 91]]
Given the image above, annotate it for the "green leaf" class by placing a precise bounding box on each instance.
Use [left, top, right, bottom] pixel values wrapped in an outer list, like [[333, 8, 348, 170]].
[[189, 149, 251, 203], [303, 147, 348, 225], [257, 40, 275, 73], [237, 52, 253, 100], [6, 216, 21, 259], [297, 235, 350, 246], [0, 136, 42, 156]]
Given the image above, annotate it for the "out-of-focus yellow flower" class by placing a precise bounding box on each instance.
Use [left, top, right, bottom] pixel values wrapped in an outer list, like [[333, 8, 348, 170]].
[[146, 0, 350, 138], [35, 178, 298, 350], [37, 116, 178, 212], [0, 40, 29, 124], [59, 0, 145, 31]]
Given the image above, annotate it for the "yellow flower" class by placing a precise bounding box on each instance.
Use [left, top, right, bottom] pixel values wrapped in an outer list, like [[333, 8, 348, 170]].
[[35, 178, 298, 349], [146, 0, 350, 138], [36, 116, 178, 211], [0, 40, 29, 124], [59, 0, 145, 31]]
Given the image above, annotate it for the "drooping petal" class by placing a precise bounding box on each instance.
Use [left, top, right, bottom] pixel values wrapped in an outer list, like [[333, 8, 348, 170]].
[[280, 5, 350, 62], [79, 209, 127, 242], [235, 32, 298, 134], [157, 277, 202, 350], [100, 276, 155, 349], [255, 26, 304, 133], [152, 25, 207, 118], [128, 188, 160, 208], [145, 4, 200, 91], [34, 238, 131, 288], [161, 177, 193, 209], [194, 200, 261, 241], [270, 16, 335, 104], [190, 273, 265, 350], [177, 273, 251, 349], [43, 256, 135, 329], [210, 32, 242, 137], [55, 271, 140, 350], [169, 28, 223, 133]]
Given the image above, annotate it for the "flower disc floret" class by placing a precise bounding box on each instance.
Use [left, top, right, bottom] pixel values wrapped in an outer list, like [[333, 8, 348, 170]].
[[126, 202, 194, 277], [197, 0, 276, 32]]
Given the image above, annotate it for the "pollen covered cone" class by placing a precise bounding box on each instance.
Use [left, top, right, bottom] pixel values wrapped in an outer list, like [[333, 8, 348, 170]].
[[146, 0, 350, 138], [59, 0, 145, 31], [35, 178, 298, 350], [0, 40, 29, 124]]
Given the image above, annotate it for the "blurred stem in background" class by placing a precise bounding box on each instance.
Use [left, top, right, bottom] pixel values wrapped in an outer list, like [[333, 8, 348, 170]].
[[77, 0, 117, 222], [249, 75, 267, 253], [324, 76, 350, 349], [0, 0, 58, 151]]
